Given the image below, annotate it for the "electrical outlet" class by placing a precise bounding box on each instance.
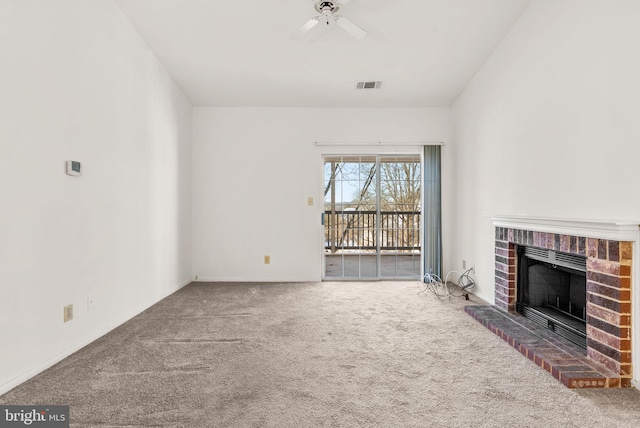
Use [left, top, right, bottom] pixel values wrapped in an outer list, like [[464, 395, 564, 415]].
[[64, 304, 73, 322], [264, 255, 271, 265], [462, 260, 467, 269], [307, 197, 314, 206]]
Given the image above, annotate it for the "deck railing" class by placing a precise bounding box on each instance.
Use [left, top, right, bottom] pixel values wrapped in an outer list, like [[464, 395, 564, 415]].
[[324, 210, 421, 252]]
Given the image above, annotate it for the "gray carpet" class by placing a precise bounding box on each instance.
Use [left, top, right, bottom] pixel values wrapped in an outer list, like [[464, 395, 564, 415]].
[[2, 281, 640, 427]]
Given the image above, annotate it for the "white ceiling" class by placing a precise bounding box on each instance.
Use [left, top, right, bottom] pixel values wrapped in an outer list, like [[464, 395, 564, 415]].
[[115, 0, 532, 107]]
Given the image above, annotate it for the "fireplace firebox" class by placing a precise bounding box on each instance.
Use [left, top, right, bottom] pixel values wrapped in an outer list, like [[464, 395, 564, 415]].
[[517, 246, 587, 349]]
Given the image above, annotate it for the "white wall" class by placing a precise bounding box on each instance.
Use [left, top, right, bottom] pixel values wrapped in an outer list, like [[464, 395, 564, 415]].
[[192, 108, 452, 281], [451, 0, 640, 304], [0, 0, 192, 394]]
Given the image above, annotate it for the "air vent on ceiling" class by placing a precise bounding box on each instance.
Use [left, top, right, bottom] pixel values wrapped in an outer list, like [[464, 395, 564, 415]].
[[356, 81, 382, 89]]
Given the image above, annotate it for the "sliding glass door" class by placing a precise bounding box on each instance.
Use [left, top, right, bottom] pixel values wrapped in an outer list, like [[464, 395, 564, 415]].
[[323, 155, 421, 279]]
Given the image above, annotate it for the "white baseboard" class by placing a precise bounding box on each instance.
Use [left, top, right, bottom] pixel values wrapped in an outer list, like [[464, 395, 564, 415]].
[[0, 279, 191, 396], [193, 277, 319, 283]]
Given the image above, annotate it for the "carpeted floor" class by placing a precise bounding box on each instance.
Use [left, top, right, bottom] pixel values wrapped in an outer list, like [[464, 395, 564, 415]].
[[2, 281, 640, 427]]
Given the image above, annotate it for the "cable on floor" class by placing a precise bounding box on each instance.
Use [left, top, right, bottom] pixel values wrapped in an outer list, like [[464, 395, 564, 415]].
[[418, 267, 475, 300]]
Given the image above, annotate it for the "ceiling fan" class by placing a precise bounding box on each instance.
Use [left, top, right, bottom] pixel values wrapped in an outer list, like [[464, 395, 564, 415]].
[[292, 0, 367, 40]]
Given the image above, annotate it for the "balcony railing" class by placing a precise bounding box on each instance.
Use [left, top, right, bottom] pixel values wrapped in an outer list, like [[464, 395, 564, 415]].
[[324, 210, 421, 252]]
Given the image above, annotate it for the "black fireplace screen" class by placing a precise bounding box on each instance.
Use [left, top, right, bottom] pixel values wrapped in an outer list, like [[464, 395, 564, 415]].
[[517, 246, 587, 349]]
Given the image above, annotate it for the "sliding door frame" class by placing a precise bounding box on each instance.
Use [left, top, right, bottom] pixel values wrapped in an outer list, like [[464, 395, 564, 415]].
[[321, 151, 423, 280]]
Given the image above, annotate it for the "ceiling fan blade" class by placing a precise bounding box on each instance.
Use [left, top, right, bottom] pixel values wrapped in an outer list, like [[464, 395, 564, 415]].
[[337, 0, 353, 5], [291, 17, 319, 38], [335, 16, 367, 39]]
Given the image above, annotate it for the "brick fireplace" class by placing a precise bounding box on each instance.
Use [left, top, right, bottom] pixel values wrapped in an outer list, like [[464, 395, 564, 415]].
[[471, 216, 639, 388]]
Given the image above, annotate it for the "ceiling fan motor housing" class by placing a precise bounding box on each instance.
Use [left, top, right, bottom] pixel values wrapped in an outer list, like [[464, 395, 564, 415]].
[[316, 1, 339, 26], [315, 1, 340, 14]]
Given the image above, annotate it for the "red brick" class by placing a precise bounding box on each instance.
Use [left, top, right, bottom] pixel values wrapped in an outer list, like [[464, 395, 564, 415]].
[[607, 378, 621, 388], [495, 301, 508, 312], [588, 348, 621, 374], [609, 241, 621, 262], [587, 292, 621, 313], [620, 277, 631, 289], [620, 265, 631, 276], [546, 358, 584, 367], [587, 325, 620, 350], [533, 232, 541, 247], [495, 248, 510, 257], [495, 276, 509, 288], [620, 363, 632, 376], [495, 286, 509, 298], [495, 262, 517, 276], [495, 282, 515, 296], [587, 271, 621, 289], [534, 354, 543, 367], [495, 284, 509, 296], [621, 242, 633, 262], [539, 233, 547, 246], [587, 282, 623, 301], [494, 298, 509, 309], [620, 302, 631, 314], [495, 261, 509, 272], [587, 259, 622, 276], [587, 238, 598, 258], [598, 239, 608, 259], [559, 374, 571, 388], [578, 237, 587, 255], [570, 379, 607, 388], [587, 303, 621, 325]]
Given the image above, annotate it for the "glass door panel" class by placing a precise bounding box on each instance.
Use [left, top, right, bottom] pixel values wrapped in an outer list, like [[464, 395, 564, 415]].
[[323, 155, 421, 279], [324, 156, 377, 278]]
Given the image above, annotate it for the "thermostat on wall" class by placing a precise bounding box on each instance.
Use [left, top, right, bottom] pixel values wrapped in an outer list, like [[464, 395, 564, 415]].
[[66, 160, 82, 176]]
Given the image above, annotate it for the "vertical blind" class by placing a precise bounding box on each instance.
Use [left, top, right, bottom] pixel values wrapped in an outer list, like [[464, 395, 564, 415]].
[[423, 145, 442, 279]]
